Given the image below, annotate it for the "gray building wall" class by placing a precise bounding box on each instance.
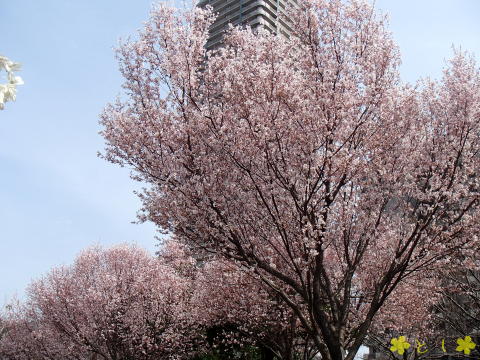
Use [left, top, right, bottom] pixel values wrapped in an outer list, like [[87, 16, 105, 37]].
[[198, 0, 294, 49]]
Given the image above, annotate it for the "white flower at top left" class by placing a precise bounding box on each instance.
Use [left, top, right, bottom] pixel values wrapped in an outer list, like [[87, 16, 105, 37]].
[[0, 55, 23, 110]]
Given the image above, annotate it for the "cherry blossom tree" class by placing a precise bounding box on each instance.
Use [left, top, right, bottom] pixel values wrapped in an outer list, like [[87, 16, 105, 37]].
[[432, 269, 480, 339], [194, 257, 317, 359], [100, 1, 480, 360], [159, 238, 316, 359], [0, 315, 5, 340], [0, 245, 203, 360], [0, 301, 74, 360]]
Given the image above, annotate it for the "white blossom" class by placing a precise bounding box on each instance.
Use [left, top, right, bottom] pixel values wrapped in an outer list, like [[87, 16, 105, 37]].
[[0, 55, 23, 110]]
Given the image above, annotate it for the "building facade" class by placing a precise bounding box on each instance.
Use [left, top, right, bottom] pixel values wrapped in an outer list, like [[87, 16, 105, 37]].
[[198, 0, 293, 49]]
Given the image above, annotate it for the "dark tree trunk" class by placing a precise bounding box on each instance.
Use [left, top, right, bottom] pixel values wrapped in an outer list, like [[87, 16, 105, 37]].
[[261, 346, 276, 360]]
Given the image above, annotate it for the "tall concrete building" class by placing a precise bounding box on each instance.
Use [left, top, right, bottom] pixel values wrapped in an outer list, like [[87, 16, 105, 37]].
[[198, 0, 293, 49]]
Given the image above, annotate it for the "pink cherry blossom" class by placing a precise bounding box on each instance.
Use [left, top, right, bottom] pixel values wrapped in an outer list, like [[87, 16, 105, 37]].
[[0, 245, 203, 360], [100, 1, 480, 360]]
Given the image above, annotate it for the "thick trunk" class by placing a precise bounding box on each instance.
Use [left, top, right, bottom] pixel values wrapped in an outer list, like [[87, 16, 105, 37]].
[[281, 348, 295, 360], [327, 342, 345, 360]]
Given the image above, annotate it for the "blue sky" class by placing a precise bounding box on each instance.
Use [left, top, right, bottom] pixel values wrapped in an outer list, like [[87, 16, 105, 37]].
[[1, 0, 479, 303]]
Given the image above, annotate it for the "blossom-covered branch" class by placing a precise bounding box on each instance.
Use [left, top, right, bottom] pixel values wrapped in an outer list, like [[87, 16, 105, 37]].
[[100, 1, 480, 360]]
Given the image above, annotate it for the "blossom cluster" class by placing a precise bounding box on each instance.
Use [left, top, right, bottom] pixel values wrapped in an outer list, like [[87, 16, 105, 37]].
[[0, 55, 23, 110], [0, 242, 311, 359], [100, 1, 480, 360]]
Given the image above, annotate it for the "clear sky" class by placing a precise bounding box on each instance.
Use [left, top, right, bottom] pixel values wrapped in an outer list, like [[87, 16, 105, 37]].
[[1, 0, 479, 304]]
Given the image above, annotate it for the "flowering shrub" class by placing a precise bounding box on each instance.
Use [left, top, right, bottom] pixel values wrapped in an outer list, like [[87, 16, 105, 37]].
[[0, 245, 204, 360]]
